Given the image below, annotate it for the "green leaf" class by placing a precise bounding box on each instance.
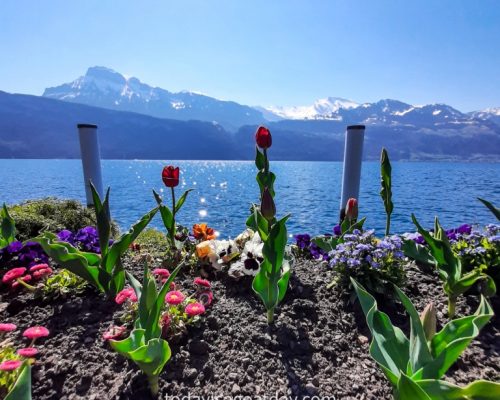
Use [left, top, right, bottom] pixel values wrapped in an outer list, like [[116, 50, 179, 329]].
[[35, 233, 104, 291], [451, 270, 495, 298], [128, 338, 171, 378], [175, 189, 194, 214], [412, 214, 446, 266], [252, 261, 279, 311], [477, 198, 500, 221], [402, 240, 437, 266], [126, 271, 143, 300], [277, 259, 291, 302], [380, 148, 393, 236], [0, 203, 16, 247], [139, 272, 158, 332], [350, 278, 409, 386], [393, 285, 433, 376], [252, 215, 290, 310], [255, 147, 267, 171], [246, 208, 269, 242], [145, 262, 184, 340], [396, 373, 432, 400], [5, 362, 31, 400], [109, 328, 146, 356], [312, 236, 339, 252], [256, 171, 276, 197], [417, 379, 500, 400], [423, 296, 493, 379], [90, 183, 112, 257], [397, 373, 432, 400], [103, 207, 158, 274]]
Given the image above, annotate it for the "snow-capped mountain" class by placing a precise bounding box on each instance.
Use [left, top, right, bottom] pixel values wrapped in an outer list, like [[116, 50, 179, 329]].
[[43, 66, 266, 130], [263, 98, 473, 128], [266, 97, 359, 120], [469, 107, 500, 125], [41, 66, 499, 138]]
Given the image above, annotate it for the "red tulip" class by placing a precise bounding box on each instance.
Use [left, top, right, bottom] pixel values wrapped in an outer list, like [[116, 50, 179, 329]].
[[162, 166, 180, 188], [255, 126, 272, 149], [345, 198, 358, 221]]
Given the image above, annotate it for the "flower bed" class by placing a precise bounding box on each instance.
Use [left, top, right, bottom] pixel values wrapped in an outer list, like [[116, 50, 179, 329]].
[[1, 256, 498, 399], [0, 128, 499, 399]]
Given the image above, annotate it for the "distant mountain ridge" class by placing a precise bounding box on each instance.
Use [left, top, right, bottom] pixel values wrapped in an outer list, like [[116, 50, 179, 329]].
[[43, 67, 500, 131], [0, 66, 498, 161], [43, 67, 267, 131]]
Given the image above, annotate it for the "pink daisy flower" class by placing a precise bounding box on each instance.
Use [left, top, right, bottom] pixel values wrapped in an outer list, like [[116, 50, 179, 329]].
[[0, 360, 22, 371], [185, 302, 206, 317], [2, 267, 27, 284], [0, 323, 17, 332], [193, 277, 211, 288], [165, 290, 185, 305], [30, 263, 50, 272], [153, 268, 170, 279], [103, 325, 126, 341], [23, 326, 50, 340], [33, 267, 53, 280], [17, 347, 38, 357], [115, 288, 137, 305]]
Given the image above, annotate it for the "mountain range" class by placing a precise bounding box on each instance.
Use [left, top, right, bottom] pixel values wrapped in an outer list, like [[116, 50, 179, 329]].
[[0, 66, 499, 161]]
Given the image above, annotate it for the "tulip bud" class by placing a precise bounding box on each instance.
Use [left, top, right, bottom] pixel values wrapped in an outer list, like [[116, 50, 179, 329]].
[[162, 165, 180, 188], [345, 198, 358, 221], [420, 302, 437, 341], [255, 126, 272, 149], [260, 187, 276, 221]]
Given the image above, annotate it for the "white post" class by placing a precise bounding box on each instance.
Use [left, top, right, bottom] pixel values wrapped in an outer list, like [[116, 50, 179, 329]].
[[340, 125, 365, 221], [77, 124, 103, 206]]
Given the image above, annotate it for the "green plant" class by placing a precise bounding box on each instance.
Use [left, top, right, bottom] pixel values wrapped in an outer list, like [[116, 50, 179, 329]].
[[4, 362, 31, 400], [8, 198, 118, 242], [478, 197, 500, 220], [246, 126, 291, 324], [0, 204, 16, 248], [312, 215, 366, 254], [380, 148, 393, 236], [406, 215, 496, 317], [351, 278, 500, 399], [109, 263, 182, 396], [153, 165, 193, 251], [35, 184, 158, 296], [42, 269, 87, 298]]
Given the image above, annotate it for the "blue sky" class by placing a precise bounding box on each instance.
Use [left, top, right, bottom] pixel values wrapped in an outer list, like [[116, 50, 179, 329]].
[[1, 0, 499, 111]]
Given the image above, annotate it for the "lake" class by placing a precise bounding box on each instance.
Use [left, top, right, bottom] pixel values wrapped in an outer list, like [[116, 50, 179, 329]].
[[0, 159, 499, 238]]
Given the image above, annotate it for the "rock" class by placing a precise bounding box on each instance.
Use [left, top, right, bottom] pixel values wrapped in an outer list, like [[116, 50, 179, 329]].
[[231, 383, 241, 395], [358, 335, 369, 345], [189, 340, 210, 355], [305, 383, 318, 395], [185, 368, 198, 380]]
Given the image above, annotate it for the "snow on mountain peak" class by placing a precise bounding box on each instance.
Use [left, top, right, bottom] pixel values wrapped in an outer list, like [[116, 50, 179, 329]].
[[266, 97, 359, 120]]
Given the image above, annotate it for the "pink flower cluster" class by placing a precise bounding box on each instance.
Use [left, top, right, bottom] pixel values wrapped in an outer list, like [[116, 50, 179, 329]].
[[0, 322, 49, 372], [1, 263, 53, 290], [115, 287, 137, 305]]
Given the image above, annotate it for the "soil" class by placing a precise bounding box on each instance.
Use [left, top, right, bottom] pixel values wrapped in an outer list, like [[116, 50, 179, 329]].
[[1, 258, 499, 400]]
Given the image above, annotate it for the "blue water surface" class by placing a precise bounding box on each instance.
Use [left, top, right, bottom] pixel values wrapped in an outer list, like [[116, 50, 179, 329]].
[[0, 159, 498, 238]]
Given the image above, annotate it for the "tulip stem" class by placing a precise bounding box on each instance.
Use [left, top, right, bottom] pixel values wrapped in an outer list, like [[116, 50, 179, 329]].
[[263, 148, 269, 175], [448, 297, 456, 319], [170, 187, 176, 246], [267, 308, 274, 324], [148, 375, 159, 396], [385, 217, 391, 237]]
